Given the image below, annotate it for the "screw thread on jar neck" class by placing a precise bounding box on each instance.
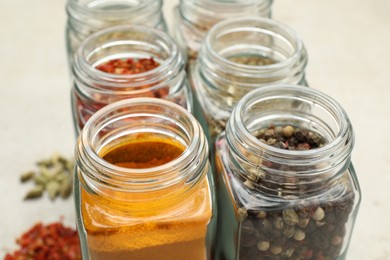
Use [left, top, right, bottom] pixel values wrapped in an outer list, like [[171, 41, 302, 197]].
[[75, 98, 209, 213], [199, 17, 307, 88], [72, 24, 186, 98], [226, 84, 354, 198], [193, 17, 308, 117], [180, 0, 273, 26], [66, 0, 165, 36]]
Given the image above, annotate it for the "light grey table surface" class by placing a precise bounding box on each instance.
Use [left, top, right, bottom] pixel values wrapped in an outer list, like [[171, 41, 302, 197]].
[[1, 0, 389, 259]]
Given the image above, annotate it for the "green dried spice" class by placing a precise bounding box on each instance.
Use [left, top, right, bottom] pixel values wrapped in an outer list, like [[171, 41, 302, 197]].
[[20, 152, 74, 201]]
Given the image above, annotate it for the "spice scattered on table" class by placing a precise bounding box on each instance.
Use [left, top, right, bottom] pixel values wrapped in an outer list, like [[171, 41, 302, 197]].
[[4, 221, 81, 260], [21, 152, 74, 201]]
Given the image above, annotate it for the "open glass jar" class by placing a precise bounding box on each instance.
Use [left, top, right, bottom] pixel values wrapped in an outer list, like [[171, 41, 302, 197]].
[[173, 0, 273, 61], [71, 24, 192, 134], [65, 0, 167, 64], [214, 84, 361, 259], [189, 17, 308, 143], [74, 98, 216, 260]]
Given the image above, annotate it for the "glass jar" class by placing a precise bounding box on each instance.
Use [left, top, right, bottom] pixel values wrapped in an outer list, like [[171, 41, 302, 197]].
[[173, 0, 273, 61], [190, 17, 308, 143], [74, 97, 216, 260], [214, 84, 361, 259], [65, 0, 167, 65], [71, 24, 192, 134]]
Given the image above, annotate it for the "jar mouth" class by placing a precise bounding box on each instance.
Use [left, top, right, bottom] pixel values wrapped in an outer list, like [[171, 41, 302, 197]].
[[67, 0, 161, 18], [180, 0, 273, 24], [204, 17, 307, 78], [74, 24, 183, 91], [78, 98, 207, 191], [228, 84, 354, 167]]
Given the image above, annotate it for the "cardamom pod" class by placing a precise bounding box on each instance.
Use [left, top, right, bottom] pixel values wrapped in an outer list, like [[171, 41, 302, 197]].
[[46, 181, 60, 201], [34, 174, 48, 186], [60, 178, 72, 199], [55, 172, 68, 183], [20, 171, 35, 183], [22, 154, 75, 201], [40, 165, 56, 180], [36, 158, 52, 167], [51, 152, 61, 164], [24, 185, 44, 200]]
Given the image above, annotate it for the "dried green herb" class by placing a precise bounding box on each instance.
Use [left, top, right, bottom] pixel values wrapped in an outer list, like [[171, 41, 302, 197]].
[[20, 171, 35, 183], [24, 185, 44, 200], [20, 152, 74, 201]]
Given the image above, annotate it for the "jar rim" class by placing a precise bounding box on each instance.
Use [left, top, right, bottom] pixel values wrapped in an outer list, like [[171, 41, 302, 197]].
[[179, 0, 273, 22], [67, 0, 162, 17], [73, 24, 183, 90], [229, 84, 354, 163], [204, 17, 306, 74], [78, 98, 207, 190]]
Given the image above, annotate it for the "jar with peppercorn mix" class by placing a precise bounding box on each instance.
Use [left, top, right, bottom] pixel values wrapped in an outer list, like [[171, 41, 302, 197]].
[[173, 0, 273, 61], [71, 24, 192, 134], [74, 97, 216, 260], [65, 0, 167, 64], [214, 84, 361, 260], [189, 17, 308, 144]]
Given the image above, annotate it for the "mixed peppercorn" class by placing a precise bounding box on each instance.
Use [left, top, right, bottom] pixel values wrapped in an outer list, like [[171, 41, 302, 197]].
[[235, 124, 355, 260]]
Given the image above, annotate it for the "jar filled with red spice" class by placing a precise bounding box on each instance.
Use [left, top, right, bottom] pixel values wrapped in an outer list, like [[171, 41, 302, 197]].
[[65, 0, 167, 64], [74, 98, 216, 260], [71, 24, 192, 134]]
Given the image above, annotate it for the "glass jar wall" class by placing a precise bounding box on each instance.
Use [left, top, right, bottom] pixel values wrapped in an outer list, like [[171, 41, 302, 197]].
[[214, 84, 361, 259], [74, 98, 216, 260], [71, 24, 192, 134], [173, 0, 273, 60], [190, 17, 308, 143], [65, 0, 167, 65]]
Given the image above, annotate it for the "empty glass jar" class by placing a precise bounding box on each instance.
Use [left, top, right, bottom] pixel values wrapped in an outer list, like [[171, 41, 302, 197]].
[[214, 84, 361, 259], [66, 0, 167, 64], [189, 17, 308, 143], [173, 0, 273, 60], [71, 24, 192, 134], [74, 97, 216, 260]]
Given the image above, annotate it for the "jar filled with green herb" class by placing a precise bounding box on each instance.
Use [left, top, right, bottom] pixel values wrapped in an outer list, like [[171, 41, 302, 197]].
[[214, 84, 361, 260], [65, 0, 167, 65], [71, 24, 192, 135], [189, 17, 308, 143], [173, 0, 273, 61]]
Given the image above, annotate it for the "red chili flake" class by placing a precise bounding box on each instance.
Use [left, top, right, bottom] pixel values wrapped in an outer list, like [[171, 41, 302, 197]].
[[96, 57, 160, 75], [4, 222, 81, 260], [75, 57, 168, 131]]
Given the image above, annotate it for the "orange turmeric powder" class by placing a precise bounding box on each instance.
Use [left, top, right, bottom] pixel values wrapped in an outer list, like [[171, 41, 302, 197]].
[[80, 134, 212, 260]]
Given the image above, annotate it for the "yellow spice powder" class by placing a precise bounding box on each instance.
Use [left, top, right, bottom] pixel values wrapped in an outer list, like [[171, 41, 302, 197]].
[[81, 134, 212, 260]]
